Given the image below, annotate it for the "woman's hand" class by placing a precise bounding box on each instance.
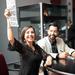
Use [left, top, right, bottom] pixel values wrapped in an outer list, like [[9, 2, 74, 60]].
[[4, 9, 14, 45], [4, 9, 11, 18], [44, 56, 52, 67]]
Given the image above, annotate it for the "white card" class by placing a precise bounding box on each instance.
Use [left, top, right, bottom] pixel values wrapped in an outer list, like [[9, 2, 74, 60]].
[[6, 0, 19, 27]]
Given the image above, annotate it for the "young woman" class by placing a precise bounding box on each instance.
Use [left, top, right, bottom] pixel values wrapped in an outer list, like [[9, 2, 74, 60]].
[[4, 9, 52, 75]]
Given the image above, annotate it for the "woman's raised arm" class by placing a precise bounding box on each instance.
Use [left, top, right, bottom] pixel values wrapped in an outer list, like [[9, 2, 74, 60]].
[[4, 9, 14, 45]]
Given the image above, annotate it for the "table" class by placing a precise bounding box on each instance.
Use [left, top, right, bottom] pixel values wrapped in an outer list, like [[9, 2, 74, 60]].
[[47, 56, 75, 75]]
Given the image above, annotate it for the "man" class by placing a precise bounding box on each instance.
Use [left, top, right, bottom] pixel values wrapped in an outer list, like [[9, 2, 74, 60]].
[[37, 22, 75, 59]]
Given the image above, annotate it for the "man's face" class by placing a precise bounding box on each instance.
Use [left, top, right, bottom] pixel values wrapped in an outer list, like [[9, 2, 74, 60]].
[[48, 26, 59, 41]]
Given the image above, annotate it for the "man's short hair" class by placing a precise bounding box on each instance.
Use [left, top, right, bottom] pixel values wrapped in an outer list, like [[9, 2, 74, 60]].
[[48, 22, 59, 31]]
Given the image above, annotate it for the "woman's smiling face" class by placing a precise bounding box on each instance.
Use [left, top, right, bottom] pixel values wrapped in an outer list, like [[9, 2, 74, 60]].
[[24, 27, 35, 44]]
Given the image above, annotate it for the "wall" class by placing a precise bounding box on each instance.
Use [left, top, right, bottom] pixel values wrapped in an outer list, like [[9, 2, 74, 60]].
[[16, 0, 51, 7]]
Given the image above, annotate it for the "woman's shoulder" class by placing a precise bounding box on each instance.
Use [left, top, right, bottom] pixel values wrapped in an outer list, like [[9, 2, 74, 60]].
[[34, 43, 42, 49]]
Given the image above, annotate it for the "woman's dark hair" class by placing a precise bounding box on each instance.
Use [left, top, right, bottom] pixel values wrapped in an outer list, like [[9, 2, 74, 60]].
[[20, 25, 36, 43], [48, 22, 59, 31]]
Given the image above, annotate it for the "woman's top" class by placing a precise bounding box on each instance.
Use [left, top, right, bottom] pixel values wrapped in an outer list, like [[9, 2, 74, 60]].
[[8, 38, 49, 75]]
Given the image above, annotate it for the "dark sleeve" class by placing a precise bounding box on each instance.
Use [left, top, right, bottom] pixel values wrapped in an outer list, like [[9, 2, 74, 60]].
[[39, 47, 53, 66], [41, 48, 50, 60], [8, 38, 23, 54], [36, 44, 51, 60]]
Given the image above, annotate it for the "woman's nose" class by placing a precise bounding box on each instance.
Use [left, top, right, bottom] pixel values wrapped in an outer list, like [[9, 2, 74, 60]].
[[29, 32, 32, 35]]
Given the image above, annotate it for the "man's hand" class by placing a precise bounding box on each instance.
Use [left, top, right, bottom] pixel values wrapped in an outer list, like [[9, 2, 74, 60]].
[[71, 51, 75, 58], [58, 52, 69, 59]]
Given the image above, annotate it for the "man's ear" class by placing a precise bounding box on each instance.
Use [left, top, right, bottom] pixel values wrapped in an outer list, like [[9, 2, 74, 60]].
[[57, 31, 60, 37]]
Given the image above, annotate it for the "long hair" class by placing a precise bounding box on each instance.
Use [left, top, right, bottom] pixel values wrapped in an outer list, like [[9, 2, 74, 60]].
[[20, 25, 36, 43]]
